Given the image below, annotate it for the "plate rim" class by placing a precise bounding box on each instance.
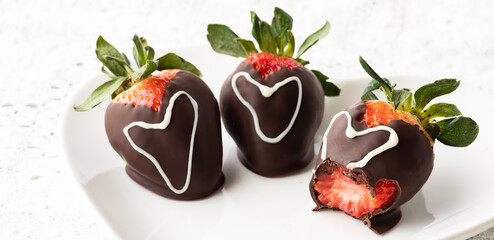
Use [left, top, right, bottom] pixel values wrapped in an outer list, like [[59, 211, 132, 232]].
[[60, 58, 494, 240]]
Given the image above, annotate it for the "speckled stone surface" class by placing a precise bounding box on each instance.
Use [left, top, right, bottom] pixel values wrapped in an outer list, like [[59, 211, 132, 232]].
[[0, 0, 493, 239]]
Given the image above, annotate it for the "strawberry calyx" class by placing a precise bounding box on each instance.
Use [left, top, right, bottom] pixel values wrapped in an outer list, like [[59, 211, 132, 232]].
[[74, 35, 202, 112], [358, 57, 479, 147], [207, 7, 340, 96]]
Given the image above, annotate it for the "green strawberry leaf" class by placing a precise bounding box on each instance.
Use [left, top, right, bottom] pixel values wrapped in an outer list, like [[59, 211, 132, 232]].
[[322, 81, 341, 97], [391, 89, 412, 111], [101, 65, 114, 78], [271, 7, 293, 39], [283, 30, 295, 57], [297, 21, 330, 58], [420, 103, 462, 122], [145, 46, 155, 61], [361, 79, 381, 100], [271, 7, 293, 54], [436, 116, 479, 147], [435, 117, 454, 127], [207, 24, 247, 58], [259, 20, 277, 54], [424, 123, 441, 140], [102, 55, 133, 77], [156, 53, 202, 77], [295, 58, 309, 66], [73, 76, 128, 112], [414, 79, 460, 111], [275, 33, 288, 56], [131, 60, 158, 81], [250, 12, 263, 51], [311, 70, 340, 96], [359, 57, 393, 99], [138, 37, 155, 61], [122, 52, 131, 65], [103, 55, 131, 68], [235, 38, 258, 56], [132, 35, 147, 68], [362, 91, 378, 101], [96, 36, 129, 77], [383, 78, 396, 89]]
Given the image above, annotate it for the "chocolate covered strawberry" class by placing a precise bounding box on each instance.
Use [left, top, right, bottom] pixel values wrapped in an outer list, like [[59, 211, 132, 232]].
[[309, 57, 479, 234], [74, 35, 224, 200], [207, 7, 340, 177]]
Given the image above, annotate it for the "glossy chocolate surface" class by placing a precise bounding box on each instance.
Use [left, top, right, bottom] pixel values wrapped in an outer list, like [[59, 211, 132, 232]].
[[105, 71, 224, 200], [310, 101, 434, 234], [220, 61, 324, 177]]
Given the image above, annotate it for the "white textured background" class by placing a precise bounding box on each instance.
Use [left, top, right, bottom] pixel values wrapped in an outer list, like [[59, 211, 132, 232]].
[[0, 0, 493, 239]]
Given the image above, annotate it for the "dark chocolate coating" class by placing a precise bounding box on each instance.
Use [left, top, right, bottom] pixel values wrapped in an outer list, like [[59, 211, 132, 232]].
[[364, 208, 402, 235], [105, 71, 224, 200], [310, 101, 434, 234], [220, 61, 324, 177]]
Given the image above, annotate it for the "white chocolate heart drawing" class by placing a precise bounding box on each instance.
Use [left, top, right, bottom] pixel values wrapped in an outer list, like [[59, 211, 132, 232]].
[[231, 71, 302, 144], [123, 90, 198, 194], [321, 111, 399, 170]]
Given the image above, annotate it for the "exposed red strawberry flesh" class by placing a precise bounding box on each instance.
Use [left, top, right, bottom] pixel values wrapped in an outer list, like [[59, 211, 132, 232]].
[[360, 100, 421, 128], [245, 52, 302, 79], [114, 69, 178, 111], [314, 166, 397, 218]]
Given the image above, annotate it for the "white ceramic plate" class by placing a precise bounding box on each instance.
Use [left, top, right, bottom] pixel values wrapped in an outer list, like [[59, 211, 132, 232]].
[[61, 47, 494, 240]]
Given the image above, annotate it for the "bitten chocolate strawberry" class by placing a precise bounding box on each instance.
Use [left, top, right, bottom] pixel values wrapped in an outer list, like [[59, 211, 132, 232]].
[[309, 57, 479, 234], [207, 7, 340, 177], [74, 35, 224, 200]]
